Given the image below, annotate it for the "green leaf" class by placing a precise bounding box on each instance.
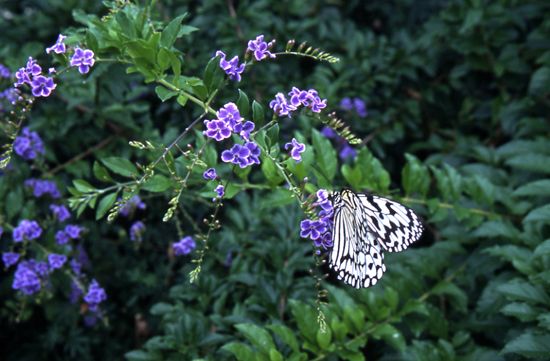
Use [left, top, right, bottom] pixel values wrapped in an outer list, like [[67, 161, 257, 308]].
[[316, 327, 332, 350], [534, 239, 550, 259], [93, 161, 113, 182], [505, 154, 550, 174], [371, 324, 406, 351], [497, 279, 550, 305], [290, 300, 317, 344], [124, 350, 155, 361], [235, 323, 275, 356], [252, 101, 265, 125], [525, 204, 550, 223], [267, 324, 299, 353], [312, 129, 337, 183], [513, 180, 550, 197], [502, 333, 550, 359], [459, 8, 483, 34], [160, 14, 187, 48], [204, 56, 224, 94], [101, 157, 138, 178], [237, 90, 250, 118], [261, 156, 284, 186], [73, 179, 95, 193], [154, 85, 178, 102], [176, 94, 188, 107], [352, 148, 390, 192], [142, 175, 172, 192], [500, 302, 539, 322], [96, 192, 118, 220], [269, 349, 283, 361], [402, 153, 430, 197], [529, 67, 550, 95], [221, 342, 255, 361]]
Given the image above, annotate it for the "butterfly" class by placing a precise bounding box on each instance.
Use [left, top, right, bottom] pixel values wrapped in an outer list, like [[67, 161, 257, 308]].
[[328, 189, 424, 288]]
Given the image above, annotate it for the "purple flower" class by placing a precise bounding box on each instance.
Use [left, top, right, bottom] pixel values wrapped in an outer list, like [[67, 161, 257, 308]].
[[70, 259, 82, 275], [300, 219, 327, 241], [285, 138, 306, 162], [48, 67, 56, 74], [129, 221, 145, 242], [173, 236, 196, 256], [46, 34, 67, 54], [247, 35, 276, 61], [0, 226, 3, 237], [55, 230, 70, 245], [353, 98, 368, 118], [0, 64, 11, 78], [204, 119, 232, 141], [48, 253, 67, 270], [65, 224, 83, 239], [119, 195, 146, 217], [215, 185, 225, 198], [84, 279, 107, 311], [2, 252, 20, 268], [314, 232, 334, 249], [215, 50, 245, 82], [31, 75, 57, 97], [25, 179, 61, 198], [269, 93, 297, 117], [203, 168, 217, 180], [69, 281, 83, 304], [321, 126, 336, 138], [13, 127, 45, 160], [216, 102, 243, 129], [234, 120, 255, 140], [26, 57, 42, 76], [13, 219, 42, 242], [14, 67, 31, 87], [221, 142, 261, 168], [305, 89, 327, 113], [339, 144, 357, 160], [50, 204, 71, 222], [70, 47, 95, 74], [340, 97, 353, 111], [12, 261, 42, 295], [0, 88, 22, 105]]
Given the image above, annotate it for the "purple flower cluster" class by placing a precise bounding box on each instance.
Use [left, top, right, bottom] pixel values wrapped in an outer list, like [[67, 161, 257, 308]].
[[3, 252, 20, 268], [204, 103, 250, 141], [55, 224, 83, 245], [50, 204, 71, 222], [48, 253, 67, 270], [300, 189, 334, 250], [340, 97, 368, 118], [14, 57, 57, 97], [12, 260, 44, 295], [13, 127, 45, 160], [284, 138, 306, 162], [0, 88, 22, 106], [173, 236, 196, 256], [215, 51, 245, 82], [221, 142, 261, 168], [70, 47, 95, 74], [84, 279, 107, 311], [119, 195, 146, 217], [129, 221, 145, 242], [247, 35, 276, 61], [46, 34, 67, 55], [270, 87, 327, 117], [13, 219, 42, 242], [321, 126, 357, 161], [25, 178, 61, 198]]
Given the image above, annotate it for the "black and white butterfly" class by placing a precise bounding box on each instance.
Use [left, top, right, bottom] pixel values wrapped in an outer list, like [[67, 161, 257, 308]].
[[328, 189, 423, 288]]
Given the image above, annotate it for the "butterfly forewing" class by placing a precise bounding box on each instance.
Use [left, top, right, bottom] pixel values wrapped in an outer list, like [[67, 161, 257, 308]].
[[328, 190, 422, 288]]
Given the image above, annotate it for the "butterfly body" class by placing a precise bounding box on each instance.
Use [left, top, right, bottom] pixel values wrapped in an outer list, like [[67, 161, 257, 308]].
[[328, 189, 423, 288]]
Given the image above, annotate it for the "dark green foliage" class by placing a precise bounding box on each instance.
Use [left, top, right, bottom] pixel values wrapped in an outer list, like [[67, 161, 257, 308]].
[[1, 1, 549, 360]]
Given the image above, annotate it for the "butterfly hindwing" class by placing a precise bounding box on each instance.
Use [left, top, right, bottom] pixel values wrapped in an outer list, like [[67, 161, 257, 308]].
[[328, 190, 422, 288]]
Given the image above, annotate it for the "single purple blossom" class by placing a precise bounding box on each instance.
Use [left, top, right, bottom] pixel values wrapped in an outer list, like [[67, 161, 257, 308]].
[[215, 185, 225, 198], [340, 97, 354, 111], [25, 179, 61, 198], [0, 64, 11, 78], [3, 252, 20, 268], [12, 219, 42, 242], [46, 34, 67, 54], [203, 168, 217, 180], [339, 144, 357, 160], [216, 102, 243, 129], [55, 230, 70, 245], [353, 98, 368, 117], [70, 47, 95, 74], [314, 232, 334, 249], [84, 279, 107, 312], [48, 253, 67, 270], [269, 93, 297, 117], [321, 126, 336, 138], [119, 195, 146, 217], [34, 260, 50, 277], [26, 57, 42, 76], [12, 261, 42, 295], [233, 120, 255, 140], [215, 50, 245, 82], [65, 224, 83, 239], [129, 221, 145, 242], [247, 35, 276, 61], [31, 75, 57, 97], [244, 141, 261, 165], [13, 128, 45, 160], [221, 143, 251, 168], [14, 67, 31, 87], [285, 138, 306, 162], [204, 119, 232, 141], [173, 236, 196, 256], [300, 219, 327, 241], [50, 204, 71, 222]]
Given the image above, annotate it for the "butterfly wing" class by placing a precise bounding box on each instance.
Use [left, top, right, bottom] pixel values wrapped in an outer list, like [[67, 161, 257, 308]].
[[356, 193, 423, 253], [329, 193, 386, 288]]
